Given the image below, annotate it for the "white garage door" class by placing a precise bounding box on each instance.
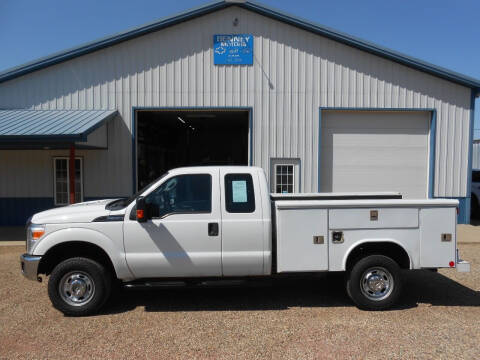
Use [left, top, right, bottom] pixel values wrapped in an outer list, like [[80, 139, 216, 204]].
[[320, 111, 430, 199]]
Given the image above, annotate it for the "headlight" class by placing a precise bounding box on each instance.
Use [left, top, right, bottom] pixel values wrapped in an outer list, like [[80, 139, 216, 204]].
[[27, 224, 45, 254]]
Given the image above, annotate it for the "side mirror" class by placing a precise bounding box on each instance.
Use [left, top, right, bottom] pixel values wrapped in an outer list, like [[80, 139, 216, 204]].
[[136, 196, 147, 223]]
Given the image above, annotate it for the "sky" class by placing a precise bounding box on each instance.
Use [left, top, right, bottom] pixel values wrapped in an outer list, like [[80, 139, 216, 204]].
[[0, 0, 479, 135]]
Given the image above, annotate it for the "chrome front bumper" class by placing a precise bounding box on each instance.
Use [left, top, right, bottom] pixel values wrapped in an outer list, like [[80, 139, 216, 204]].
[[20, 254, 42, 281]]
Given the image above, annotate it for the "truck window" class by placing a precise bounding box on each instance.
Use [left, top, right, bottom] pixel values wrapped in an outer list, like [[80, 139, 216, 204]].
[[225, 173, 255, 213], [145, 174, 211, 218]]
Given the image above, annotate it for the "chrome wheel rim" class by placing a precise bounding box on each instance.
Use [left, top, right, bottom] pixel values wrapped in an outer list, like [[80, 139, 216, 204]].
[[59, 271, 95, 306], [360, 266, 394, 301]]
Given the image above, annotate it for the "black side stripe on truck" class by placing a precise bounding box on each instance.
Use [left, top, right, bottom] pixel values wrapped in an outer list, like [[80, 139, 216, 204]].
[[270, 194, 402, 201], [92, 215, 125, 222]]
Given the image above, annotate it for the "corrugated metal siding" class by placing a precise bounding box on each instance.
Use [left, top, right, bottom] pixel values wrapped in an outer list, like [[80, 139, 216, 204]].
[[473, 142, 480, 170], [0, 120, 123, 198], [0, 6, 472, 197]]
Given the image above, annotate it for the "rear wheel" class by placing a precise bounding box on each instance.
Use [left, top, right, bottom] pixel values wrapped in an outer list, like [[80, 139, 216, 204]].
[[346, 255, 402, 310], [48, 257, 111, 316]]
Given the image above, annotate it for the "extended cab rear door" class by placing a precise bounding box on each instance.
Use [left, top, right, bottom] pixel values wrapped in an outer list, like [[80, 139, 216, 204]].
[[219, 169, 265, 276]]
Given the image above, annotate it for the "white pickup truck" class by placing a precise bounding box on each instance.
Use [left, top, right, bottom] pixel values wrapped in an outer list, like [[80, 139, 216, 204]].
[[21, 166, 470, 315]]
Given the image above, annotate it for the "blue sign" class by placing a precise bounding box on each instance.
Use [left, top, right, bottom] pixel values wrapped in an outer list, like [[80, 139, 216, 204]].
[[213, 34, 253, 65]]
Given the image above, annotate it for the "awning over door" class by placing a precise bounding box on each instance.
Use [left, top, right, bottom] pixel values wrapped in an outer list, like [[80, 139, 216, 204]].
[[0, 109, 117, 148]]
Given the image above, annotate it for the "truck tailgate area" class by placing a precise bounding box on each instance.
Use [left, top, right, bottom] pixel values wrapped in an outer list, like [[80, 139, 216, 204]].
[[274, 199, 458, 273]]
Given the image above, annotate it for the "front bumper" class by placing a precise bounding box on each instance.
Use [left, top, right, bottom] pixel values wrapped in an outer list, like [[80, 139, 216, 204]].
[[20, 254, 42, 281]]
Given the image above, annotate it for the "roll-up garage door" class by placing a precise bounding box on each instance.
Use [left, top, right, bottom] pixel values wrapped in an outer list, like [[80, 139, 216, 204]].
[[320, 111, 430, 198]]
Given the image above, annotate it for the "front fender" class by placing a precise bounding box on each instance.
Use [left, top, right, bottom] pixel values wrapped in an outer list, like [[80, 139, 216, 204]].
[[33, 226, 133, 280]]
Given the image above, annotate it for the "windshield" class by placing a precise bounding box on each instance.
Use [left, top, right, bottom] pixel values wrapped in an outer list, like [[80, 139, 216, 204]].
[[105, 172, 168, 210]]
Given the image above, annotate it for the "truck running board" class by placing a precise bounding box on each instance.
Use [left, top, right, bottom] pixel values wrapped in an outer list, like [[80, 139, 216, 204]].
[[123, 279, 249, 289]]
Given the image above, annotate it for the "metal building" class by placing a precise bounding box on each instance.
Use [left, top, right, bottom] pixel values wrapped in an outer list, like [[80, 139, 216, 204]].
[[473, 140, 480, 170], [0, 0, 479, 225]]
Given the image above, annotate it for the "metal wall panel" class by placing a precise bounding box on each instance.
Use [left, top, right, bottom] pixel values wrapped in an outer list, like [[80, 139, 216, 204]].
[[473, 142, 480, 170], [0, 6, 472, 197]]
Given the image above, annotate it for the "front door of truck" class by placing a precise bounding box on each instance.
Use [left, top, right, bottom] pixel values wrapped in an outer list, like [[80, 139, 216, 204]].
[[123, 169, 222, 278]]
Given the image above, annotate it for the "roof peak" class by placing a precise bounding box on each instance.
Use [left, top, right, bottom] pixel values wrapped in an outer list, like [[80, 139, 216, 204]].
[[0, 0, 479, 91]]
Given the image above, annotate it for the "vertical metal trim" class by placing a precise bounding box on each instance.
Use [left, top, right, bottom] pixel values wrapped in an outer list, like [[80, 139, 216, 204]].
[[317, 108, 322, 191], [69, 144, 75, 204], [465, 90, 476, 223], [249, 107, 253, 166], [428, 110, 437, 198], [131, 107, 137, 193], [457, 197, 468, 224]]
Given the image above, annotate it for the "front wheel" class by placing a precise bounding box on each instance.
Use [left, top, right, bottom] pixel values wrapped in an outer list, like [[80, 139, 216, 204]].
[[346, 255, 402, 310], [48, 257, 111, 316]]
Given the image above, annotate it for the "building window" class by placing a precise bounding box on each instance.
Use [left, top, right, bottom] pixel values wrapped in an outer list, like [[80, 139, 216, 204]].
[[54, 157, 83, 205], [275, 164, 294, 193], [270, 158, 300, 193]]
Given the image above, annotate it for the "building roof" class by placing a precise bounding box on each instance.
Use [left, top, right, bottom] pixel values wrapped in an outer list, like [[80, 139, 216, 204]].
[[0, 0, 479, 93], [0, 109, 117, 143]]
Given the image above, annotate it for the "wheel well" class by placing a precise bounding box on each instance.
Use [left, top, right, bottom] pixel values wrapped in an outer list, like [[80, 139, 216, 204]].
[[38, 241, 117, 277], [345, 242, 410, 271]]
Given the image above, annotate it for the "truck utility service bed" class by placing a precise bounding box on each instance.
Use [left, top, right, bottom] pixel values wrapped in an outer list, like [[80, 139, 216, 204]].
[[275, 199, 458, 273]]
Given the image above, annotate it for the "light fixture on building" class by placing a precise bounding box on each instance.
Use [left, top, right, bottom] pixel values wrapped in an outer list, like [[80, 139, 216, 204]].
[[233, 17, 239, 26], [186, 114, 216, 118], [177, 116, 195, 131]]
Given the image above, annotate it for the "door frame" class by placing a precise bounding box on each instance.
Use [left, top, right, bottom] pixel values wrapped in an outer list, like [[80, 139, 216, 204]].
[[131, 106, 253, 193], [318, 107, 437, 198]]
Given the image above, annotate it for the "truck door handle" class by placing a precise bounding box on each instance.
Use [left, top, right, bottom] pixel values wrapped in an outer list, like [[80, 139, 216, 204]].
[[208, 222, 219, 236]]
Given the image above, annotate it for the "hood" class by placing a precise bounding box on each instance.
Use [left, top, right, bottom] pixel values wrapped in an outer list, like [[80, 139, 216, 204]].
[[31, 199, 120, 224]]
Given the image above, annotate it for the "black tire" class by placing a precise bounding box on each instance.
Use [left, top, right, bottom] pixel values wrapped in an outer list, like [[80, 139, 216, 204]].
[[346, 255, 402, 310], [48, 257, 112, 316]]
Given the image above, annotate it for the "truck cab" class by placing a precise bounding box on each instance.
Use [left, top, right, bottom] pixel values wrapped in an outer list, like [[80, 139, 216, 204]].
[[122, 166, 272, 278]]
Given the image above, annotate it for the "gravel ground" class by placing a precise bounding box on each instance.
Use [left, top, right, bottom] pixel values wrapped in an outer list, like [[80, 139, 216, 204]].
[[0, 244, 479, 360]]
